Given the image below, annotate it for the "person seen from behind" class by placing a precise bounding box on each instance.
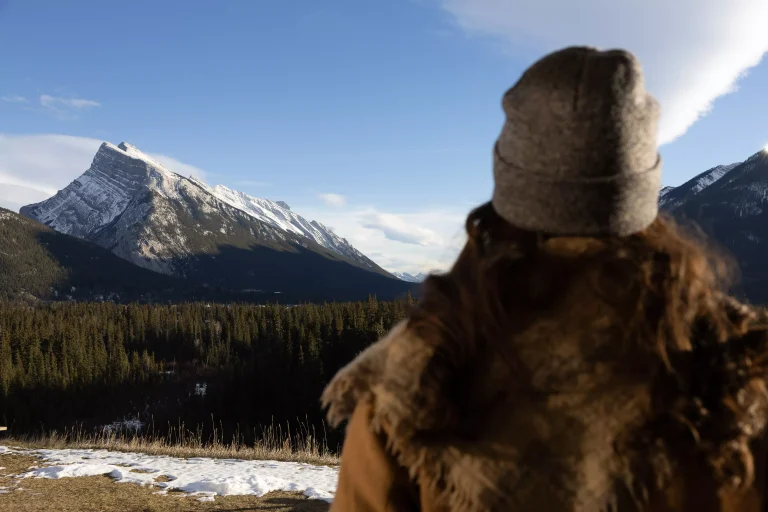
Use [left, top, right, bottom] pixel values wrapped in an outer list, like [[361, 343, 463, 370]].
[[322, 46, 768, 511]]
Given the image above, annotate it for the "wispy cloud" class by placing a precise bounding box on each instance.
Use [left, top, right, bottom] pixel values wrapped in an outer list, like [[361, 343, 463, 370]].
[[0, 134, 103, 212], [440, 0, 768, 145], [40, 95, 100, 110], [318, 193, 347, 208], [1, 95, 27, 103], [38, 95, 101, 119], [0, 134, 216, 212], [148, 153, 211, 183], [297, 205, 468, 274], [364, 212, 443, 246]]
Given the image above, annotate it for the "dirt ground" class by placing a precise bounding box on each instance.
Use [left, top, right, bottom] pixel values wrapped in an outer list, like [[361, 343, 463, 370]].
[[0, 452, 331, 512]]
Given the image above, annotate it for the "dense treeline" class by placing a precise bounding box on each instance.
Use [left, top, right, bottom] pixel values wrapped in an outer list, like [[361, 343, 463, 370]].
[[0, 297, 414, 448]]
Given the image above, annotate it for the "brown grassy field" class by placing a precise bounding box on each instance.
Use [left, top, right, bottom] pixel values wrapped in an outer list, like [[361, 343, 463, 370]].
[[2, 420, 339, 467], [0, 451, 332, 512]]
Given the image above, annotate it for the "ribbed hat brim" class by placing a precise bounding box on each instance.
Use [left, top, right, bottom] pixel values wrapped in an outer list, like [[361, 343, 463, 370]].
[[492, 144, 662, 237]]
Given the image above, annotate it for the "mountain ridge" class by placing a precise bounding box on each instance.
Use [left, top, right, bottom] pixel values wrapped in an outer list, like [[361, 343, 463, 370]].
[[661, 148, 768, 303], [20, 141, 414, 302]]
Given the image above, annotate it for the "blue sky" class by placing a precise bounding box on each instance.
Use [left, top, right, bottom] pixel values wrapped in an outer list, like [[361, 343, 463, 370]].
[[2, 0, 768, 273]]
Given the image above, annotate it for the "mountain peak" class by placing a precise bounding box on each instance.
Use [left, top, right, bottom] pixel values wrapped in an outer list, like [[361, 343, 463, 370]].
[[18, 139, 410, 302], [745, 148, 768, 164]]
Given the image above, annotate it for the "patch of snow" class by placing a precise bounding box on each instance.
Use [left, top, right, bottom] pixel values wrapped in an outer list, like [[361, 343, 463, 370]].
[[7, 446, 337, 503], [690, 164, 738, 194], [391, 272, 421, 283], [392, 271, 433, 282], [30, 463, 118, 479], [210, 185, 373, 265], [659, 185, 675, 198], [194, 383, 207, 397]]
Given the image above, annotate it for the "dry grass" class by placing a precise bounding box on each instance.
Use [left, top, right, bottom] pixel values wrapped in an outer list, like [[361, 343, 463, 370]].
[[0, 452, 330, 511], [3, 420, 339, 467]]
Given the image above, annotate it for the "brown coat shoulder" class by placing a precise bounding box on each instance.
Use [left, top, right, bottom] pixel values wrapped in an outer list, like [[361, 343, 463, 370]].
[[323, 298, 768, 511]]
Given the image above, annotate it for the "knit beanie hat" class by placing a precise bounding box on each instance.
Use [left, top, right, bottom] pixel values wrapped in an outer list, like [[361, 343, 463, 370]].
[[492, 47, 662, 237]]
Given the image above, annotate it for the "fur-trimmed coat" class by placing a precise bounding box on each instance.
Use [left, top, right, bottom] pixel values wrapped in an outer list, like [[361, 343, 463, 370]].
[[322, 295, 768, 511]]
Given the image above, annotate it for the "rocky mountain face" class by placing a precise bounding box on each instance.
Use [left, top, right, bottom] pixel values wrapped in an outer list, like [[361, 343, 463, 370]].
[[661, 149, 768, 303], [21, 142, 414, 302], [207, 183, 374, 269]]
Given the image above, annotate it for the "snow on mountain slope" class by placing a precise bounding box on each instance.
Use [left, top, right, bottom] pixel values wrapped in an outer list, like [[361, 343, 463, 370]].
[[391, 272, 430, 283], [659, 186, 675, 199], [659, 162, 741, 209], [20, 143, 152, 238], [392, 272, 420, 283], [690, 163, 739, 193], [660, 148, 768, 304], [21, 141, 384, 276], [207, 184, 374, 268]]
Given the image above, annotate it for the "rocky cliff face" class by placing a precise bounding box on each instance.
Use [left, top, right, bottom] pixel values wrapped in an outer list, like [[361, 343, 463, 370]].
[[22, 142, 151, 239], [21, 142, 413, 302]]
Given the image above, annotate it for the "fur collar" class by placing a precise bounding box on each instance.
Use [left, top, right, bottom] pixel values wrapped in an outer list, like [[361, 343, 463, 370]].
[[322, 321, 657, 511], [322, 297, 768, 511]]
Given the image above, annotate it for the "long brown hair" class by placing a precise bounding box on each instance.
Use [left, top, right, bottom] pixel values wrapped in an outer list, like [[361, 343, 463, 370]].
[[408, 202, 767, 495]]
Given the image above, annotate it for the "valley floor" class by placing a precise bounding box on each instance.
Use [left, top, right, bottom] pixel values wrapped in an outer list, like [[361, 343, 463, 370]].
[[0, 446, 336, 511]]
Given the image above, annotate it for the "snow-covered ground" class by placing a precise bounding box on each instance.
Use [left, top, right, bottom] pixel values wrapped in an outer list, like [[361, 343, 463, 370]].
[[0, 446, 337, 503]]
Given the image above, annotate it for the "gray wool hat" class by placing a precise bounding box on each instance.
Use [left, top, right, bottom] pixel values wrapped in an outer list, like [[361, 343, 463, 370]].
[[492, 46, 662, 237]]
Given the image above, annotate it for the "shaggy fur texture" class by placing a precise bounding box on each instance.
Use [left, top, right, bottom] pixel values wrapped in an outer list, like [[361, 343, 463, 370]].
[[323, 295, 768, 511]]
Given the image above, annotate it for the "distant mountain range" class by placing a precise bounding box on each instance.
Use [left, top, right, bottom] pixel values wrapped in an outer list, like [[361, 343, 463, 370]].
[[391, 271, 430, 283], [21, 139, 768, 306], [660, 148, 768, 303], [16, 141, 416, 303]]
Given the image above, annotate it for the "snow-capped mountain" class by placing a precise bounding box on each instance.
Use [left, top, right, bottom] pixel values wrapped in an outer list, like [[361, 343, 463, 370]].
[[391, 272, 429, 283], [200, 182, 372, 268], [659, 162, 741, 209], [661, 148, 768, 303], [21, 142, 413, 302]]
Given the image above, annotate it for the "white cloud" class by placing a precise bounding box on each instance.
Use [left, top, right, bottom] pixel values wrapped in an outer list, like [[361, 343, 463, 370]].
[[0, 134, 103, 212], [318, 193, 347, 208], [440, 0, 768, 144], [40, 95, 101, 110], [0, 184, 52, 213], [364, 212, 443, 246], [297, 205, 468, 274], [0, 134, 213, 212], [1, 95, 27, 103], [39, 95, 101, 119], [149, 153, 211, 183]]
